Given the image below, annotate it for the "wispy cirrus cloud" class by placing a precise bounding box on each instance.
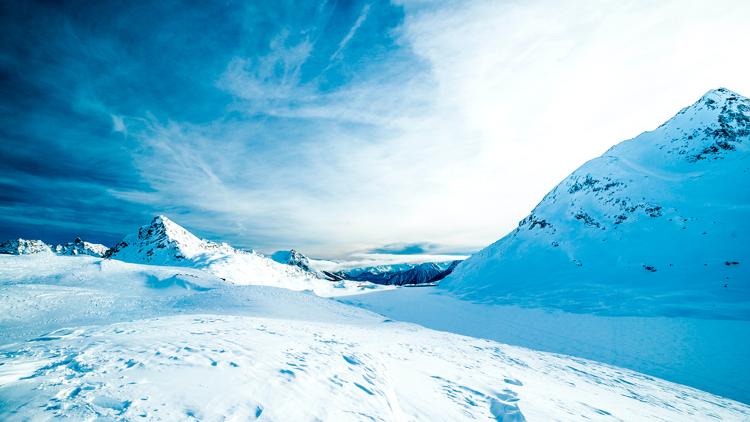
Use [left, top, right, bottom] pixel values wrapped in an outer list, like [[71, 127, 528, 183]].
[[329, 4, 371, 62]]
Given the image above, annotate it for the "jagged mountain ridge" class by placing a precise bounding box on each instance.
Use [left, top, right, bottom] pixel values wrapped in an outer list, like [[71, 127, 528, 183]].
[[442, 88, 750, 319], [271, 249, 463, 286], [343, 261, 461, 286]]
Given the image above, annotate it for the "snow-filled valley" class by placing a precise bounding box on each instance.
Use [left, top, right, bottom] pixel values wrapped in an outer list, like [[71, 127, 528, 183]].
[[1, 255, 749, 421]]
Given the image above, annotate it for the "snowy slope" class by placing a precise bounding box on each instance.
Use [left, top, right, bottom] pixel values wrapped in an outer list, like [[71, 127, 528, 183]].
[[105, 216, 387, 297], [443, 88, 750, 319], [1, 254, 748, 420], [0, 239, 52, 255], [54, 237, 109, 257]]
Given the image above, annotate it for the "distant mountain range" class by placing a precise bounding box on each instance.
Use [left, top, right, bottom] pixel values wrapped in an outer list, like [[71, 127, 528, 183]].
[[1, 216, 462, 290], [0, 238, 107, 257], [335, 261, 461, 286], [271, 249, 463, 286], [442, 88, 750, 319], [2, 215, 457, 295]]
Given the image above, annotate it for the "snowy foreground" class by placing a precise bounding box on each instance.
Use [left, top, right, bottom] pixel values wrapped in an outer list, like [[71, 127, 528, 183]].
[[341, 288, 750, 405], [1, 256, 749, 420]]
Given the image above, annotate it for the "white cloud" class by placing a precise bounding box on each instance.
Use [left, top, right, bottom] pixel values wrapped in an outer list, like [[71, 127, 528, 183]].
[[330, 4, 371, 62], [127, 0, 750, 257], [111, 114, 126, 134], [219, 33, 314, 103]]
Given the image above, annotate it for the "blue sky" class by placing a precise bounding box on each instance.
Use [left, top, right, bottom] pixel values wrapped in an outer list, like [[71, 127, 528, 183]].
[[1, 0, 749, 257]]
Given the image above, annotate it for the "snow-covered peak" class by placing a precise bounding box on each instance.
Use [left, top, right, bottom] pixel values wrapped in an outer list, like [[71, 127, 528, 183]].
[[105, 215, 232, 265], [610, 87, 750, 164], [137, 215, 204, 253], [442, 88, 750, 319], [0, 239, 52, 255], [54, 237, 109, 257], [697, 87, 742, 106], [672, 87, 748, 125]]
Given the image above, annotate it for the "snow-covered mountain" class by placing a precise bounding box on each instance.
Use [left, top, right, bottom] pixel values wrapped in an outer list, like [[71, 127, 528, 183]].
[[1, 254, 748, 420], [271, 249, 346, 280], [105, 215, 385, 296], [0, 238, 52, 255], [442, 88, 750, 319], [104, 215, 232, 265], [54, 237, 109, 257], [271, 249, 315, 272]]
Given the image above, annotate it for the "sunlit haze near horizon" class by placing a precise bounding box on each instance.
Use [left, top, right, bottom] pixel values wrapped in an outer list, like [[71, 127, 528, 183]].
[[1, 0, 749, 257]]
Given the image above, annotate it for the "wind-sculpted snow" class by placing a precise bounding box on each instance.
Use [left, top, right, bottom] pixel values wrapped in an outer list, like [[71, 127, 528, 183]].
[[105, 216, 388, 297], [1, 255, 748, 420], [443, 88, 750, 319]]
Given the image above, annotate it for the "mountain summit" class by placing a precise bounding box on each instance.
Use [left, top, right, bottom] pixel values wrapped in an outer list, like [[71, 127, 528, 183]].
[[442, 88, 750, 319], [104, 215, 233, 264]]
